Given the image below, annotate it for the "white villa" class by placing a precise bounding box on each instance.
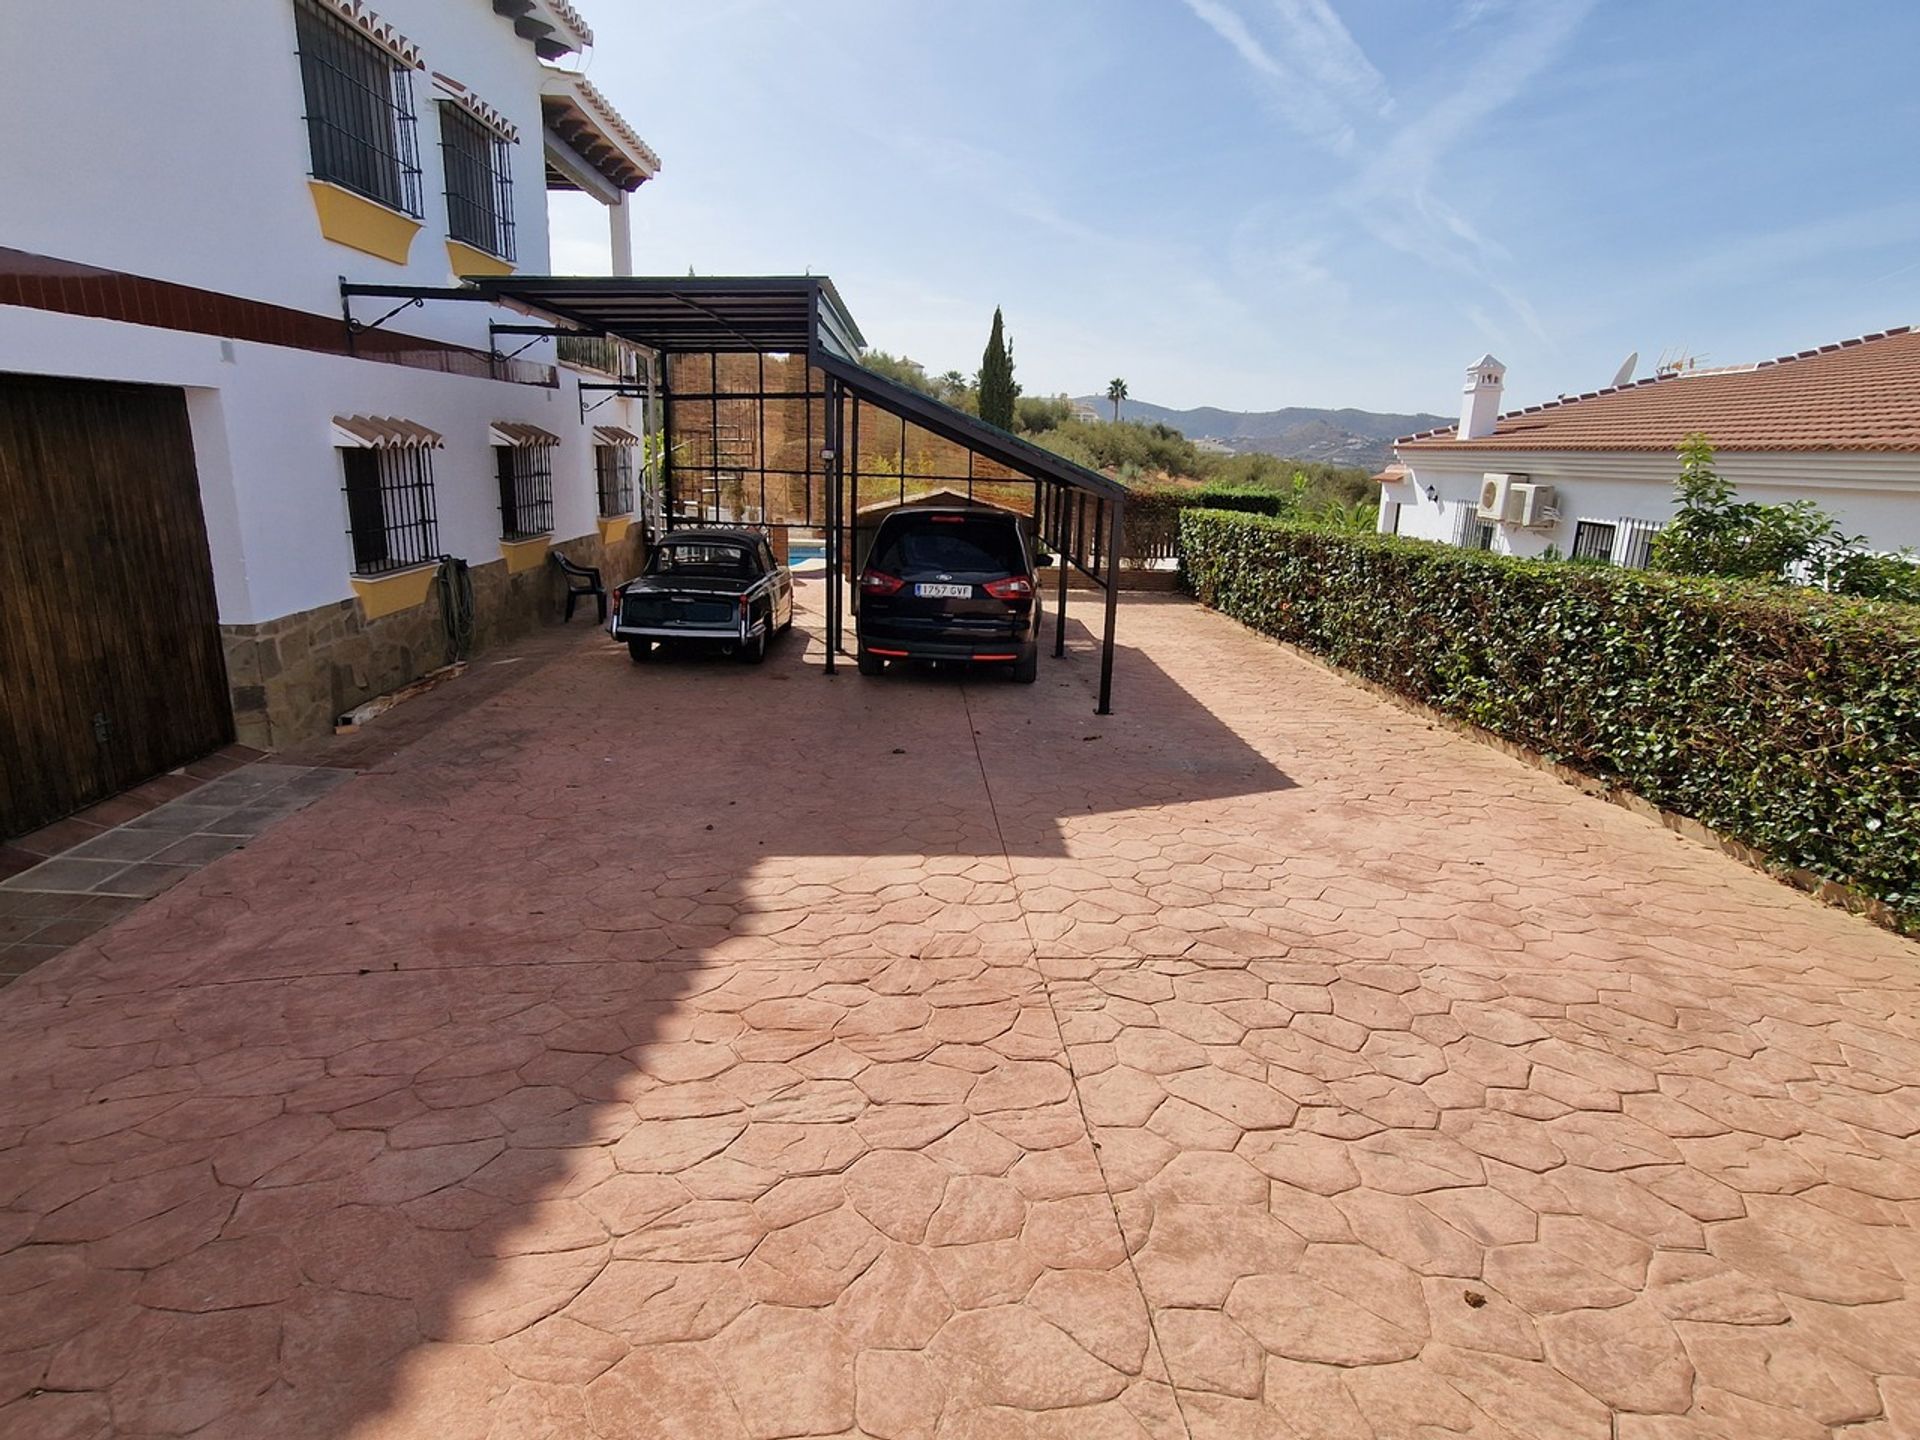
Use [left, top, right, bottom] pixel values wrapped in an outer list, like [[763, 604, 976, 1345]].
[[1377, 327, 1920, 565], [0, 0, 661, 832]]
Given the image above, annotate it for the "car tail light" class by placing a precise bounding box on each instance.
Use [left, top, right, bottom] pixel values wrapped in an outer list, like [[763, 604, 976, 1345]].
[[983, 575, 1034, 601], [860, 569, 905, 596]]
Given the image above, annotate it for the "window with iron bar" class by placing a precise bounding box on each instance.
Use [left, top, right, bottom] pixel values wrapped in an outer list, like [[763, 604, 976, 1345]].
[[342, 447, 440, 575], [441, 103, 516, 262], [1571, 520, 1618, 565], [496, 446, 555, 539], [596, 445, 635, 517], [1615, 519, 1659, 570], [292, 0, 422, 217]]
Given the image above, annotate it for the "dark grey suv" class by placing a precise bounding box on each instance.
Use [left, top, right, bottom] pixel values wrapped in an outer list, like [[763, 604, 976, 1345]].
[[855, 507, 1045, 683]]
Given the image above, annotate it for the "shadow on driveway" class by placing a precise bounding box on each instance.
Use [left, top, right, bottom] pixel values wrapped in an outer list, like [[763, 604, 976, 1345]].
[[0, 594, 1297, 1437]]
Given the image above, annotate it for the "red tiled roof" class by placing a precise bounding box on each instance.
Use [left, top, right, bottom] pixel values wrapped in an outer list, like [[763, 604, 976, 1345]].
[[1397, 325, 1920, 453]]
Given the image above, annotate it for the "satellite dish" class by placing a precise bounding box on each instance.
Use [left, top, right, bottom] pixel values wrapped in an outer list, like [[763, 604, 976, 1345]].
[[1610, 351, 1638, 388]]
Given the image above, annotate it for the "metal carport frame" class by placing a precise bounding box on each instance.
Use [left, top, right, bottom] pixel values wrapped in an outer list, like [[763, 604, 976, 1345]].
[[809, 350, 1128, 714], [355, 273, 1130, 711]]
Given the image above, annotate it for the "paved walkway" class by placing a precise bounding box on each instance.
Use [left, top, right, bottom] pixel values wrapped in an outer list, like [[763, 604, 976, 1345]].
[[4, 587, 1920, 1438]]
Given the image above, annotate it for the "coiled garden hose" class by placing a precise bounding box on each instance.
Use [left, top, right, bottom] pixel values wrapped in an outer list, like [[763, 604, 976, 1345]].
[[436, 555, 475, 665]]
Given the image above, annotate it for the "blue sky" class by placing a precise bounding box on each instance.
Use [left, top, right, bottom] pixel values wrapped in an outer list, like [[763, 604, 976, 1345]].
[[549, 0, 1920, 415]]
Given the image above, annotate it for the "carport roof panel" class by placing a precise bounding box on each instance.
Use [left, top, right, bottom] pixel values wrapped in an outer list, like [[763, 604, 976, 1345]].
[[816, 350, 1129, 503], [464, 275, 865, 355]]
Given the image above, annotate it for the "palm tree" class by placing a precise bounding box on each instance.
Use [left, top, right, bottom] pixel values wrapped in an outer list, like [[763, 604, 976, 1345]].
[[1106, 377, 1129, 423]]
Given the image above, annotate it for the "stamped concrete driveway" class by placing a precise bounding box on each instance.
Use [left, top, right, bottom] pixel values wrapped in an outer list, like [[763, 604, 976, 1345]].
[[5, 586, 1920, 1439]]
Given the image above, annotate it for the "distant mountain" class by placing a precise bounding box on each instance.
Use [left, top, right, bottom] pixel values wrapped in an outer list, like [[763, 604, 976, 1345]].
[[1072, 397, 1449, 470]]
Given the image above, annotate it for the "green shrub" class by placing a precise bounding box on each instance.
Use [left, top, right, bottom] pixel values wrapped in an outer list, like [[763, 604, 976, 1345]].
[[1652, 433, 1920, 602], [1035, 419, 1208, 477], [1179, 508, 1920, 929], [1014, 394, 1076, 435]]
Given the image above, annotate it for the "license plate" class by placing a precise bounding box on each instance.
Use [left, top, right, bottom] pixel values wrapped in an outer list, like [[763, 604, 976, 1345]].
[[915, 583, 973, 598]]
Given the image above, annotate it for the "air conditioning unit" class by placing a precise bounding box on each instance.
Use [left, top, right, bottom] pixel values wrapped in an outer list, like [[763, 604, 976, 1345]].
[[1476, 474, 1513, 521], [1510, 482, 1559, 528]]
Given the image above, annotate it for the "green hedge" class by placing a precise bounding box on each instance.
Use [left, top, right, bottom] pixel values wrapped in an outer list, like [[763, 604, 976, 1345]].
[[1124, 485, 1291, 563], [1179, 508, 1920, 929], [1128, 484, 1291, 520]]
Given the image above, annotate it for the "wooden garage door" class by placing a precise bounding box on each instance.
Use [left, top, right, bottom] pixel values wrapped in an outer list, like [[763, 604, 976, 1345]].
[[0, 374, 232, 838]]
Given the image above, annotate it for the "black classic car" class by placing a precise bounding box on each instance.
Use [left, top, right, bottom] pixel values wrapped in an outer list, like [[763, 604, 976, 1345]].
[[610, 528, 794, 664]]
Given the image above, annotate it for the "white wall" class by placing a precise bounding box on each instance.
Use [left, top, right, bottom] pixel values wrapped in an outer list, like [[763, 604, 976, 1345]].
[[0, 305, 638, 625], [0, 0, 656, 626], [0, 0, 561, 356], [1383, 447, 1920, 559]]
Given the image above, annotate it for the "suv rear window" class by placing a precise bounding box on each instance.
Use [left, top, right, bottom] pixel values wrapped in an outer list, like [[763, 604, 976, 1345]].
[[874, 516, 1025, 576]]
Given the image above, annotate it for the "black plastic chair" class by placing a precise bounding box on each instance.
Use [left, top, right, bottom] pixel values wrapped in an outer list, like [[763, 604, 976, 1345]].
[[552, 552, 607, 623]]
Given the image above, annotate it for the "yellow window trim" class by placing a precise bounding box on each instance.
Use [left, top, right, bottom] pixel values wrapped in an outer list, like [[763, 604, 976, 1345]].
[[350, 563, 438, 619], [308, 180, 422, 264], [596, 515, 631, 545], [447, 238, 514, 277], [500, 535, 552, 573]]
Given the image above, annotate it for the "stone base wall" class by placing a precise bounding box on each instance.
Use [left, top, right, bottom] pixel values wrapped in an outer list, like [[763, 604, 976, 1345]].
[[221, 528, 647, 750]]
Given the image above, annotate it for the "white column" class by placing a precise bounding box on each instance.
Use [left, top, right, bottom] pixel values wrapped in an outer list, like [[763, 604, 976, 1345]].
[[609, 194, 634, 276]]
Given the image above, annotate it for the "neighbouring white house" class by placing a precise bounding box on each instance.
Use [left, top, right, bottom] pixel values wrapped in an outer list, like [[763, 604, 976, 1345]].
[[0, 0, 662, 833], [1376, 327, 1920, 566]]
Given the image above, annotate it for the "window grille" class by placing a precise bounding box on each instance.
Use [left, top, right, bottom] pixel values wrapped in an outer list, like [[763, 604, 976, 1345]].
[[596, 445, 635, 517], [342, 446, 439, 574], [496, 445, 555, 539], [441, 103, 515, 261], [293, 0, 422, 217], [1615, 518, 1660, 569], [1571, 520, 1618, 564], [1448, 500, 1496, 551]]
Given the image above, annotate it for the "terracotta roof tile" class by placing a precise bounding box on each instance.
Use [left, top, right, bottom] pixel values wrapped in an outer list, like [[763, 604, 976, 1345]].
[[332, 415, 443, 448], [490, 421, 562, 447], [1398, 324, 1920, 453]]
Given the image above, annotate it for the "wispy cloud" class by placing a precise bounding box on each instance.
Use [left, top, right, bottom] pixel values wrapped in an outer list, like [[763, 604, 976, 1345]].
[[1179, 0, 1389, 155], [1179, 0, 1592, 347], [874, 128, 1290, 390], [1631, 200, 1920, 303], [1342, 0, 1594, 343], [1270, 0, 1392, 117], [1452, 0, 1514, 30]]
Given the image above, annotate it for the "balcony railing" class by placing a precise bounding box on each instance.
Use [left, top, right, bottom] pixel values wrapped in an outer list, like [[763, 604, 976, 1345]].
[[556, 334, 644, 380]]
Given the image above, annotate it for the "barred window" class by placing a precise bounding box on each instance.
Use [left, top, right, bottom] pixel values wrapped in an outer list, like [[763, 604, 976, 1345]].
[[441, 104, 515, 262], [595, 445, 635, 517], [1615, 519, 1660, 570], [293, 0, 422, 217], [1571, 520, 1618, 565], [496, 446, 554, 539], [342, 447, 439, 574], [1469, 518, 1495, 551]]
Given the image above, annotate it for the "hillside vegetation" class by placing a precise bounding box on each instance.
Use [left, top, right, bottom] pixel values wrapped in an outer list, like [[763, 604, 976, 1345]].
[[860, 352, 1375, 513], [1072, 394, 1447, 469]]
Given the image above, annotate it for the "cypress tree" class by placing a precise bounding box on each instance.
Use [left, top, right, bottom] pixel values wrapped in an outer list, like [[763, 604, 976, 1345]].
[[977, 307, 1015, 430]]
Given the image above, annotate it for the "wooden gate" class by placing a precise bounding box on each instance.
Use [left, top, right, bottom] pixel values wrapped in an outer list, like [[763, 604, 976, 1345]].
[[0, 374, 232, 838]]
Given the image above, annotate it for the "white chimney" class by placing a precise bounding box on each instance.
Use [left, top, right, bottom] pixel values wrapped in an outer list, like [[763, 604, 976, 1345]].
[[1458, 353, 1505, 441]]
